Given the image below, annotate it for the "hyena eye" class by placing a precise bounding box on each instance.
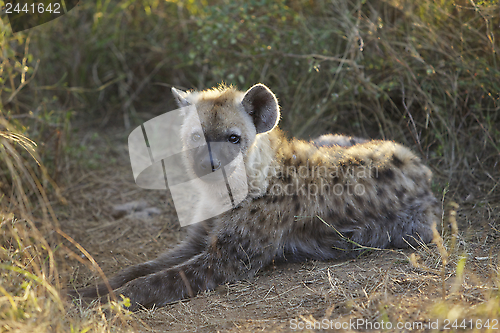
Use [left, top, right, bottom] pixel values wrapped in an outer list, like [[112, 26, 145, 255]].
[[228, 134, 241, 144], [191, 133, 201, 142]]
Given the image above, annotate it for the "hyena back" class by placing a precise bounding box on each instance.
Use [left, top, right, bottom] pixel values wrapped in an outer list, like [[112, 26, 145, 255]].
[[69, 83, 440, 310]]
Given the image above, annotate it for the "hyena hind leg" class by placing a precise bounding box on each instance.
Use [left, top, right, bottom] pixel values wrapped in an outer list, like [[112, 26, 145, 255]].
[[342, 203, 439, 251], [388, 204, 439, 249], [68, 221, 213, 299]]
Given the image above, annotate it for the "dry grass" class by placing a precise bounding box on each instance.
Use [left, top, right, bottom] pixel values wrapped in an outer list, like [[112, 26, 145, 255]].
[[1, 0, 499, 331], [2, 129, 493, 333], [0, 121, 133, 332]]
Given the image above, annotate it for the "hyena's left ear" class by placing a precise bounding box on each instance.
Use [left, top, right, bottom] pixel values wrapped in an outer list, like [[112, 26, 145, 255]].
[[172, 87, 191, 107], [242, 84, 280, 134]]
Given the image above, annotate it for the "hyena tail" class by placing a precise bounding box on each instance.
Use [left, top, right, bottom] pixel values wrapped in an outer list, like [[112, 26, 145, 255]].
[[67, 221, 212, 300]]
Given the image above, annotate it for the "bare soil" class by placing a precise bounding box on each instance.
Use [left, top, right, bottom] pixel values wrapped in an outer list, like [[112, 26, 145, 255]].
[[58, 127, 500, 332]]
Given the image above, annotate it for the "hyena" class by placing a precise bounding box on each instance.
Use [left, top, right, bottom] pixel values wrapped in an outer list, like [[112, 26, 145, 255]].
[[69, 83, 440, 310], [311, 134, 367, 148]]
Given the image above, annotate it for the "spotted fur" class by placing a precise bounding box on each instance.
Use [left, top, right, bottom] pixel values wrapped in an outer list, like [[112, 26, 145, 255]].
[[69, 83, 440, 310]]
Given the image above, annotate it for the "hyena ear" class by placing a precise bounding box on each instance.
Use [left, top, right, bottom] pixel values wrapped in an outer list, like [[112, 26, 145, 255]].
[[241, 84, 280, 134], [172, 87, 191, 107]]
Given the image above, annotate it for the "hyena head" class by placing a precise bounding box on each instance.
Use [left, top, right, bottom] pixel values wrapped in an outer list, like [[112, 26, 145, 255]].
[[172, 83, 280, 186]]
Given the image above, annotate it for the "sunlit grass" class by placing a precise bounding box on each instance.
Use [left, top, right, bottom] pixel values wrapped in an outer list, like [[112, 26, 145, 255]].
[[0, 0, 499, 331]]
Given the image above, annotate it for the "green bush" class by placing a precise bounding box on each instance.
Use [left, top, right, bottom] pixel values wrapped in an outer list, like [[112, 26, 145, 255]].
[[3, 0, 500, 190]]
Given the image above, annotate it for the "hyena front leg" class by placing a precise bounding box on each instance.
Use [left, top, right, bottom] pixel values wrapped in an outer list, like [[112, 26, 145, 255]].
[[69, 221, 213, 299], [112, 222, 280, 310]]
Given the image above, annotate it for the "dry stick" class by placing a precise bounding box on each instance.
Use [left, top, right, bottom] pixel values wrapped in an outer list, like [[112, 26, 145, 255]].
[[317, 215, 390, 253], [35, 74, 126, 93], [179, 269, 195, 298], [55, 228, 117, 302], [401, 81, 425, 158], [431, 224, 448, 300], [6, 33, 40, 104], [6, 60, 40, 104], [281, 53, 362, 67], [448, 202, 459, 253]]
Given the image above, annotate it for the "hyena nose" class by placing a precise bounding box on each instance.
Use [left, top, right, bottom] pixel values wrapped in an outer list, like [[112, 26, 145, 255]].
[[212, 159, 221, 171], [200, 157, 221, 172]]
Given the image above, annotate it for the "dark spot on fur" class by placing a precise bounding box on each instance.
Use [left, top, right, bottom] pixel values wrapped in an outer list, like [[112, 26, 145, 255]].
[[386, 211, 396, 222], [376, 186, 384, 196], [217, 230, 232, 247], [250, 208, 258, 215], [353, 195, 364, 206], [343, 231, 354, 239], [328, 210, 336, 219], [292, 194, 300, 203], [367, 199, 376, 210], [272, 196, 278, 203], [288, 149, 298, 165], [418, 190, 429, 199], [295, 202, 301, 213], [318, 196, 325, 205], [395, 188, 406, 198], [378, 169, 395, 181], [364, 210, 376, 220], [415, 175, 426, 186], [392, 154, 404, 168], [345, 205, 354, 218], [295, 155, 304, 166], [332, 197, 341, 208], [240, 239, 251, 250], [335, 219, 351, 229], [348, 158, 360, 167]]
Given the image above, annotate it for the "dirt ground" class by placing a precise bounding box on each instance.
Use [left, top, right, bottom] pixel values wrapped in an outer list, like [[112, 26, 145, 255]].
[[58, 127, 500, 332]]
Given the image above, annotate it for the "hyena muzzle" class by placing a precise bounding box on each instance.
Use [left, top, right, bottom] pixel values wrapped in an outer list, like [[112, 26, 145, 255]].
[[68, 83, 440, 310]]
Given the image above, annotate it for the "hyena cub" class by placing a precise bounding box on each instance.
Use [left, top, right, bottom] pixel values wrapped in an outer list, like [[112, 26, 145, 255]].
[[70, 83, 440, 310]]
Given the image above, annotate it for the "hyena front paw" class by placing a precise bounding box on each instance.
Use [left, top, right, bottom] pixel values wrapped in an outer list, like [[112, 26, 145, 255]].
[[112, 273, 177, 310], [112, 262, 212, 310]]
